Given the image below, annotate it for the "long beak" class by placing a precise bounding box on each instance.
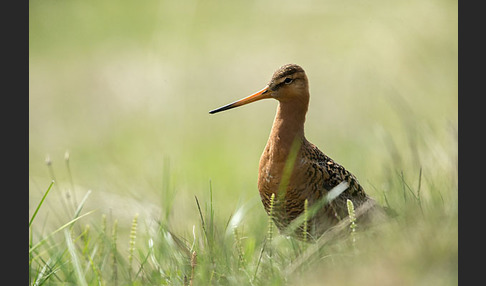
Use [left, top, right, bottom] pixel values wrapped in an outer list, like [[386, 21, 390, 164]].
[[209, 86, 271, 114]]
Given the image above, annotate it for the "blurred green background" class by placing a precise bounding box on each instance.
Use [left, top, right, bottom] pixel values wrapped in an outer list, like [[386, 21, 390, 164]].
[[29, 0, 457, 272]]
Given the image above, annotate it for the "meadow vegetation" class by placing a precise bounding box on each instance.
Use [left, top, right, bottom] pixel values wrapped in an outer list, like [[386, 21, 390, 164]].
[[30, 0, 457, 285]]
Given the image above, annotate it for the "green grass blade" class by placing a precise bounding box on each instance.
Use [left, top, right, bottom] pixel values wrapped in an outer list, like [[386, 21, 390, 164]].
[[73, 190, 92, 220], [64, 229, 88, 286], [30, 180, 54, 228], [30, 210, 96, 254]]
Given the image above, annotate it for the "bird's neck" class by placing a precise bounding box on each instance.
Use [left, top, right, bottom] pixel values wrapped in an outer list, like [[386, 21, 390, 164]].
[[258, 97, 309, 195], [267, 99, 308, 154]]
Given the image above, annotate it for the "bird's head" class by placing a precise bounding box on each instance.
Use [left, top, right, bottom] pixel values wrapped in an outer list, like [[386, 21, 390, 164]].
[[209, 64, 309, 114]]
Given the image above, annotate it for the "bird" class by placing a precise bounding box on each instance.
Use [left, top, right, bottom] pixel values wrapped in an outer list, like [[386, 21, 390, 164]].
[[209, 64, 382, 241]]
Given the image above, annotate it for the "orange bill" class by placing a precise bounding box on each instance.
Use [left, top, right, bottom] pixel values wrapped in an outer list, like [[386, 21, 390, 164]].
[[209, 86, 271, 114]]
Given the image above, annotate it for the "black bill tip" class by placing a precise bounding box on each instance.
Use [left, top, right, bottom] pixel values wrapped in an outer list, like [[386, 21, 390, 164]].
[[209, 102, 237, 114]]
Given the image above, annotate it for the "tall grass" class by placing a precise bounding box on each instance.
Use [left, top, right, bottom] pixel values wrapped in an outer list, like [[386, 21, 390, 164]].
[[29, 137, 457, 285]]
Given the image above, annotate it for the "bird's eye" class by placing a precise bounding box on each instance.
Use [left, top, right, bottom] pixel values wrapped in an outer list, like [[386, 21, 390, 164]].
[[284, 77, 293, 84]]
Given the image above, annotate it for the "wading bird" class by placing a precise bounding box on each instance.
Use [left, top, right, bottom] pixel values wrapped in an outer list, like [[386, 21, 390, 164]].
[[210, 64, 382, 241]]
